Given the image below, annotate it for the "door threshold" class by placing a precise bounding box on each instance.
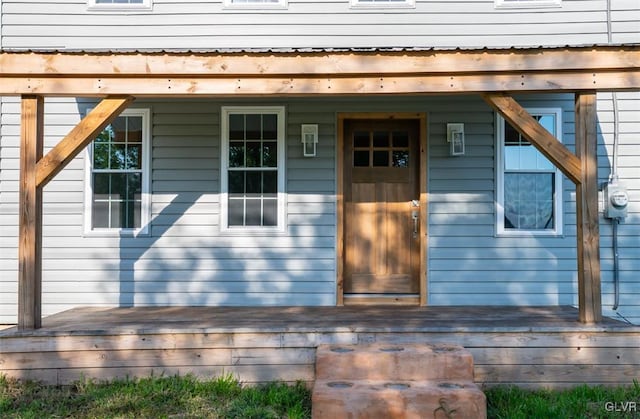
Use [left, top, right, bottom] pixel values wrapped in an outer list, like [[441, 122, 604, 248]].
[[343, 294, 419, 306]]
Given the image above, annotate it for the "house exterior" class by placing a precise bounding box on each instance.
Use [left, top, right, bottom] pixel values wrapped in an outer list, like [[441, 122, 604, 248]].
[[0, 0, 639, 327]]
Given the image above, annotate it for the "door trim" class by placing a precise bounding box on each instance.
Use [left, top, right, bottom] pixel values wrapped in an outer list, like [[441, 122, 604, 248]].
[[337, 112, 428, 306]]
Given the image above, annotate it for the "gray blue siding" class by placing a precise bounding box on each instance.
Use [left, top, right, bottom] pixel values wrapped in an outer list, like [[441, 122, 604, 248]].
[[0, 0, 637, 50]]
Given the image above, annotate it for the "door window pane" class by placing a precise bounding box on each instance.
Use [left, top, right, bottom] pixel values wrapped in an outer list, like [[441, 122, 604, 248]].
[[373, 150, 389, 167]]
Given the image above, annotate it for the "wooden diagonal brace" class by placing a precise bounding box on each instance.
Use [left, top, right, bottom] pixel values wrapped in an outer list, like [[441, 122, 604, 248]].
[[35, 95, 134, 188], [482, 93, 582, 185]]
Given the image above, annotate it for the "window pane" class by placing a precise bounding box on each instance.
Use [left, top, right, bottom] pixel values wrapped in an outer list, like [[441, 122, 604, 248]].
[[353, 132, 369, 148], [229, 114, 245, 140], [392, 131, 409, 148], [246, 171, 262, 195], [93, 173, 110, 197], [245, 199, 262, 225], [504, 173, 554, 230], [373, 131, 389, 147], [92, 201, 109, 228], [262, 114, 278, 140], [504, 122, 520, 144], [263, 199, 277, 226], [131, 201, 142, 229], [110, 173, 126, 199], [263, 171, 277, 194], [229, 142, 245, 167], [537, 114, 556, 136], [110, 144, 126, 169], [126, 173, 142, 201], [373, 150, 389, 167], [392, 151, 409, 167], [110, 200, 122, 229], [126, 144, 142, 169], [263, 141, 277, 167], [93, 143, 110, 169], [229, 171, 245, 195], [245, 114, 262, 139], [112, 117, 127, 143], [246, 142, 261, 167], [127, 116, 143, 141], [354, 150, 369, 167], [228, 199, 244, 226]]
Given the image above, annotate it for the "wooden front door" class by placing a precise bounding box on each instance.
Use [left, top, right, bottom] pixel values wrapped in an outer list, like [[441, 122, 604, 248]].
[[343, 119, 421, 296]]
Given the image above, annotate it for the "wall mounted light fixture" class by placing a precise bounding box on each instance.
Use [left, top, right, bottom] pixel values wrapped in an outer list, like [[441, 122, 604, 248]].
[[301, 124, 319, 157], [447, 123, 465, 156]]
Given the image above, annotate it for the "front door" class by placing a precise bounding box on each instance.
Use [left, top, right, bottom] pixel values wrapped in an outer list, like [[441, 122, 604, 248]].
[[343, 119, 421, 297]]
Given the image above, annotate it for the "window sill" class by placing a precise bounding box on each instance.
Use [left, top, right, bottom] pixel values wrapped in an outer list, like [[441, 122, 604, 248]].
[[83, 228, 150, 238], [350, 3, 416, 9], [87, 5, 153, 12], [496, 229, 563, 238], [219, 226, 288, 236]]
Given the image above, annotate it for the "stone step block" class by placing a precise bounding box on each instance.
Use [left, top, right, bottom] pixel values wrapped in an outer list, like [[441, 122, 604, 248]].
[[312, 379, 487, 419], [315, 343, 474, 382]]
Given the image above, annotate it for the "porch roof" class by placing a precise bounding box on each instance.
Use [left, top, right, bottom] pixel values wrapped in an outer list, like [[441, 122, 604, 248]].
[[3, 42, 637, 54], [0, 44, 638, 96]]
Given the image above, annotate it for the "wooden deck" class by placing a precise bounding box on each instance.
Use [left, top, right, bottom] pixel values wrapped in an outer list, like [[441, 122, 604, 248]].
[[1, 306, 639, 388]]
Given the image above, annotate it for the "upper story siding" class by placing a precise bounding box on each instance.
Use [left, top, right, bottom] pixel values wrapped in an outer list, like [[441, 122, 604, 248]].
[[0, 0, 638, 50]]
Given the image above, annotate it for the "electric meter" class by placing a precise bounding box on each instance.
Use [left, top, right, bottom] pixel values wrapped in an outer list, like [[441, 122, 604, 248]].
[[604, 182, 628, 219]]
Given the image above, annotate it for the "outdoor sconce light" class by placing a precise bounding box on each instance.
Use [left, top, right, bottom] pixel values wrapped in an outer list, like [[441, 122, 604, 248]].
[[301, 124, 319, 157], [447, 123, 465, 156]]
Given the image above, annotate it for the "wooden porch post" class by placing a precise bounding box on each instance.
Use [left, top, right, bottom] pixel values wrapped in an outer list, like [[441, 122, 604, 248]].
[[18, 95, 44, 330], [575, 92, 602, 323], [482, 92, 603, 324], [17, 95, 134, 330]]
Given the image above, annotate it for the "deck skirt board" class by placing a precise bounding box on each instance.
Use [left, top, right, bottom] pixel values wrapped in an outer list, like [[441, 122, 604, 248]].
[[1, 306, 639, 387]]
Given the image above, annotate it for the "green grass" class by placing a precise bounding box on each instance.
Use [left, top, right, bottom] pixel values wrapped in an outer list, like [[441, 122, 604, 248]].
[[486, 382, 640, 419], [3, 374, 640, 418], [0, 373, 311, 419]]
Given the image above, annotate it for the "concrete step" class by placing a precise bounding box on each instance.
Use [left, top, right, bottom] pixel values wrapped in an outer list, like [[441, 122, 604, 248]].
[[312, 343, 486, 418], [315, 342, 474, 382], [312, 379, 487, 419]]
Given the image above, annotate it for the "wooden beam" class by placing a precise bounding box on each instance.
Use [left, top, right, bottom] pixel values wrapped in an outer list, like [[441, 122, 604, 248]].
[[0, 47, 637, 76], [36, 96, 134, 188], [18, 95, 44, 330], [575, 92, 602, 324], [0, 70, 638, 97], [482, 93, 582, 185]]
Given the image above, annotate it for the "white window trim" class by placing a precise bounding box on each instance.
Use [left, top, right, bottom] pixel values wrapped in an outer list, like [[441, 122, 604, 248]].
[[350, 0, 415, 9], [87, 0, 153, 12], [496, 108, 563, 237], [84, 108, 152, 236], [220, 106, 287, 234], [223, 0, 288, 10], [495, 0, 561, 9]]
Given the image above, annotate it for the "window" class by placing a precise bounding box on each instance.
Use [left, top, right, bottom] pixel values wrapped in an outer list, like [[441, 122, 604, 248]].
[[496, 108, 563, 235], [223, 0, 287, 9], [495, 0, 561, 8], [85, 109, 151, 235], [350, 0, 415, 8], [221, 107, 286, 231], [88, 0, 152, 11]]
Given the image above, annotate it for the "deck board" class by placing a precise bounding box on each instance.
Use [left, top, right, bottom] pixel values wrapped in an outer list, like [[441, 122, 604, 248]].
[[1, 306, 633, 336]]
